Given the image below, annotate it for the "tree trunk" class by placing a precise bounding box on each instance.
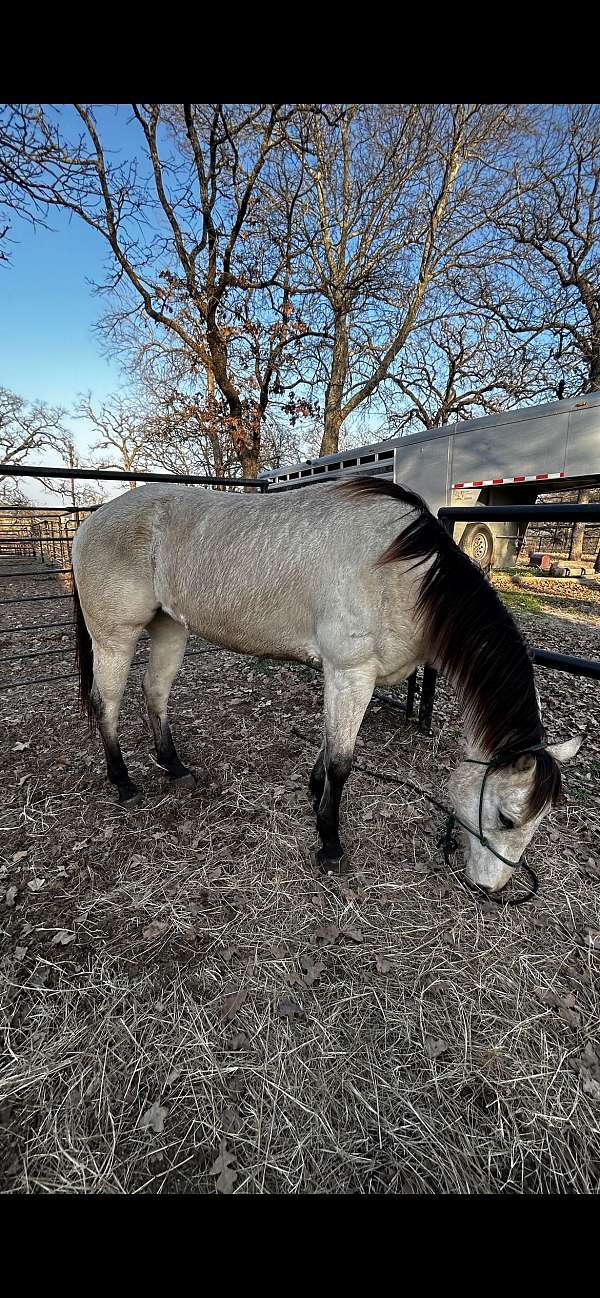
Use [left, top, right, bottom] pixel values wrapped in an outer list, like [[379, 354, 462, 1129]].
[[320, 310, 349, 457], [589, 333, 600, 393], [569, 488, 591, 561]]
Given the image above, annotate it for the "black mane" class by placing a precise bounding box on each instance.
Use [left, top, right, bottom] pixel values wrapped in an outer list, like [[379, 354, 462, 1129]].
[[340, 476, 561, 814]]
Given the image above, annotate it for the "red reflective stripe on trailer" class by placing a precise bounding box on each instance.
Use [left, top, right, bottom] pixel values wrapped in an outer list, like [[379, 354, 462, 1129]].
[[492, 478, 503, 484], [454, 482, 464, 488], [514, 476, 525, 481], [536, 473, 549, 480], [472, 480, 483, 486]]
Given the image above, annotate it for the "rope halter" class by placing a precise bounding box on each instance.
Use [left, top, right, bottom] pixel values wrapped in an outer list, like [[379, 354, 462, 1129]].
[[439, 743, 548, 906]]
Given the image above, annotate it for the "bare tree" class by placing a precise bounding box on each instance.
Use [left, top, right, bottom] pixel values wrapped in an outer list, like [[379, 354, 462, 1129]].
[[37, 427, 106, 508], [286, 104, 528, 455], [19, 103, 315, 479], [0, 105, 57, 264], [465, 105, 600, 395], [0, 386, 69, 502], [75, 393, 151, 486], [381, 312, 551, 434]]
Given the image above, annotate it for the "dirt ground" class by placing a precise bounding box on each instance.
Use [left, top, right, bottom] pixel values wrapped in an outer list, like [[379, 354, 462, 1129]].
[[0, 561, 599, 1194]]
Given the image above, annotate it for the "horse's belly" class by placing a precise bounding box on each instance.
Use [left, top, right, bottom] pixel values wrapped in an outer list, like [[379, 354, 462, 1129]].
[[168, 597, 319, 666]]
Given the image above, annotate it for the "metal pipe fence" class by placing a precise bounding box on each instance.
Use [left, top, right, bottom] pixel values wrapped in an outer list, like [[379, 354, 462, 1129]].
[[0, 463, 268, 694]]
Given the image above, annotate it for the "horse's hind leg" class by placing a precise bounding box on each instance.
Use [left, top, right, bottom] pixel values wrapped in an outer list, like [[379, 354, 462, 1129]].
[[143, 610, 193, 786], [314, 663, 375, 870], [91, 633, 143, 807]]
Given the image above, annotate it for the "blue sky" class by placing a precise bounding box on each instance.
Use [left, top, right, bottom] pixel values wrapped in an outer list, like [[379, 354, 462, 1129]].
[[0, 108, 136, 449], [1, 208, 122, 419]]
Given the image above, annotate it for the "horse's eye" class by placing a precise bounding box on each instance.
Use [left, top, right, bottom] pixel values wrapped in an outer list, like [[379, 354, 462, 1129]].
[[499, 811, 515, 830]]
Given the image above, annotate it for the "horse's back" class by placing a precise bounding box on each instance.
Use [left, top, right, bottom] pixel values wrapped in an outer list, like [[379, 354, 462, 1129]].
[[71, 482, 424, 665]]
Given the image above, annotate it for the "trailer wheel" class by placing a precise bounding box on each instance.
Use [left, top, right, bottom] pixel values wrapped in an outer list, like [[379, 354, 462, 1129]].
[[461, 523, 495, 569]]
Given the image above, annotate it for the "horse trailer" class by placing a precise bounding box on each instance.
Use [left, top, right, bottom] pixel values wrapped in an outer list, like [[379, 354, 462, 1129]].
[[262, 390, 600, 569]]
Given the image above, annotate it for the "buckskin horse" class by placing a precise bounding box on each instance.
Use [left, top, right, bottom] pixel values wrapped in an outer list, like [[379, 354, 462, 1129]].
[[71, 477, 581, 894]]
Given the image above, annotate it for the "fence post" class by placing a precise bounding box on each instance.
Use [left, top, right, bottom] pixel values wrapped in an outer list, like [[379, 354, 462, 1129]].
[[405, 669, 417, 720]]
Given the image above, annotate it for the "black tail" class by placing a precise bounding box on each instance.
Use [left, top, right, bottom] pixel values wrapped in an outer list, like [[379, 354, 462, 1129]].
[[72, 576, 96, 733]]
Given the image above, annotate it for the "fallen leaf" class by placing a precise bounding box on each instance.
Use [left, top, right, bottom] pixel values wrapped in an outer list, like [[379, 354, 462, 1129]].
[[14, 946, 27, 961], [375, 954, 392, 975], [221, 1105, 242, 1134], [139, 1102, 168, 1134], [166, 1067, 182, 1087], [5, 886, 18, 908], [299, 954, 324, 987], [277, 996, 306, 1020], [12, 850, 28, 863], [27, 878, 45, 892], [51, 930, 76, 946], [221, 988, 247, 1022], [13, 741, 31, 752], [425, 1035, 448, 1060], [142, 919, 169, 940], [228, 1031, 249, 1051], [342, 926, 364, 944], [210, 1139, 237, 1194], [315, 923, 341, 946]]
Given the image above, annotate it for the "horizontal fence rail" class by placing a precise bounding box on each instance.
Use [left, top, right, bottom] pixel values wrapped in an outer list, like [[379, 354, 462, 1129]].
[[1, 463, 269, 489], [438, 504, 600, 523], [0, 462, 268, 696], [417, 502, 600, 733]]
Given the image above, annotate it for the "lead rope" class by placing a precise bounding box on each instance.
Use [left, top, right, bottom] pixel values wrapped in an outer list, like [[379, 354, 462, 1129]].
[[291, 726, 540, 908]]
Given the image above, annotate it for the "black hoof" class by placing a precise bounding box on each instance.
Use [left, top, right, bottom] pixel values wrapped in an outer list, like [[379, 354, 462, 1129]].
[[170, 771, 196, 790], [310, 845, 349, 875], [117, 785, 142, 809]]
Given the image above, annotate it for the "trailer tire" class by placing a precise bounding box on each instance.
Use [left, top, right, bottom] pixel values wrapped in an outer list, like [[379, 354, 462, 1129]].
[[461, 523, 495, 570]]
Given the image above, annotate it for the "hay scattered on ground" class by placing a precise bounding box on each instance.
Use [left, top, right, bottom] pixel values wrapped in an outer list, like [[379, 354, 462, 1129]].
[[1, 562, 599, 1193]]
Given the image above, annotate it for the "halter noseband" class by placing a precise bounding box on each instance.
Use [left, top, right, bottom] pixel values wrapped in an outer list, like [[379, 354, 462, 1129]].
[[440, 743, 547, 906]]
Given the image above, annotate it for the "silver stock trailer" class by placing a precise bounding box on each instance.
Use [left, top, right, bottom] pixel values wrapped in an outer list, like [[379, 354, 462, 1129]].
[[262, 391, 600, 569]]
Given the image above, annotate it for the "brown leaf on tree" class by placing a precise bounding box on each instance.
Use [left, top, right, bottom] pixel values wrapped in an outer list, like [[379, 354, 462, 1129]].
[[210, 1139, 238, 1193]]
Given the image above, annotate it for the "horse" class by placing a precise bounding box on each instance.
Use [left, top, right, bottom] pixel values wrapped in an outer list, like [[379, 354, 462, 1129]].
[[71, 476, 582, 894]]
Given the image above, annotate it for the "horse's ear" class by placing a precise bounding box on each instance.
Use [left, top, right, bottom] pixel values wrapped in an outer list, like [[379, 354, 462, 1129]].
[[547, 735, 583, 764]]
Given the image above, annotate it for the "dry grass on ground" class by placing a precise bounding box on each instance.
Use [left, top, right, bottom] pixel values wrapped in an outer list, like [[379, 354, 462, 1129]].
[[0, 564, 599, 1194]]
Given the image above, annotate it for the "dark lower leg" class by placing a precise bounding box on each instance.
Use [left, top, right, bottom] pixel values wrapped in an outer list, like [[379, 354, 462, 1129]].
[[316, 754, 352, 867], [146, 706, 192, 781], [92, 691, 139, 804], [309, 745, 326, 808]]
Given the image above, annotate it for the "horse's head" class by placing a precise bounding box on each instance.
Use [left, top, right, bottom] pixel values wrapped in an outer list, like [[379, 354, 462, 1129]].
[[448, 736, 583, 892]]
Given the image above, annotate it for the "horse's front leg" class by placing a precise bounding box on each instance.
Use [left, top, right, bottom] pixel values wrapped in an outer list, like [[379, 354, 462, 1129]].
[[308, 742, 326, 810], [314, 663, 376, 871]]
